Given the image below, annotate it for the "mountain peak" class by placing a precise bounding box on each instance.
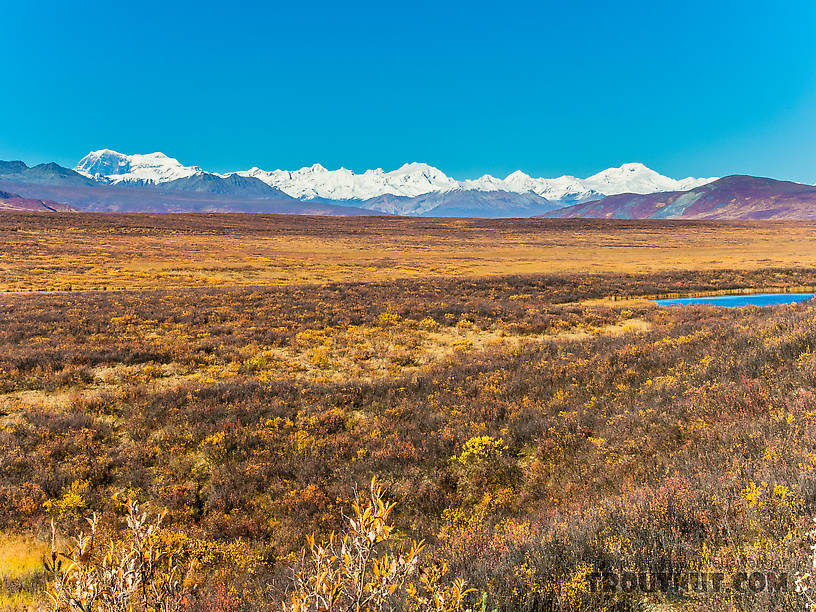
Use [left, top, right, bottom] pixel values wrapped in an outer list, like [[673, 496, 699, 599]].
[[584, 163, 716, 196], [505, 170, 532, 181], [72, 149, 718, 211], [540, 175, 816, 220], [397, 162, 436, 172], [619, 162, 649, 171], [75, 150, 201, 184]]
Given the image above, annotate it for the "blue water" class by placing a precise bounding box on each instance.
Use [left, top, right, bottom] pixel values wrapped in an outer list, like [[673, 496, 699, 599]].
[[657, 293, 816, 307]]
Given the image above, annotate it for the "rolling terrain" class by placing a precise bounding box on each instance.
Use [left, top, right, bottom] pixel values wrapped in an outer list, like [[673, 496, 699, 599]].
[[0, 161, 378, 215], [4, 214, 816, 292], [12, 152, 816, 220], [540, 175, 816, 220], [0, 179, 379, 215], [2, 214, 816, 611], [0, 151, 724, 217], [0, 190, 75, 212]]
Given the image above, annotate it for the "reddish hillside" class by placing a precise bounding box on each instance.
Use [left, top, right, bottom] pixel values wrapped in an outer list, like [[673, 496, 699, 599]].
[[0, 190, 76, 212], [538, 175, 816, 220]]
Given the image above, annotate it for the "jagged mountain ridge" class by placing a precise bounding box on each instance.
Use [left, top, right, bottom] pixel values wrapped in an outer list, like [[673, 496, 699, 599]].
[[0, 162, 376, 215], [73, 150, 718, 215], [5, 155, 816, 219]]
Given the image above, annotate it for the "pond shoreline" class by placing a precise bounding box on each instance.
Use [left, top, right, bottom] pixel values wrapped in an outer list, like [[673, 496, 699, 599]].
[[657, 292, 816, 307]]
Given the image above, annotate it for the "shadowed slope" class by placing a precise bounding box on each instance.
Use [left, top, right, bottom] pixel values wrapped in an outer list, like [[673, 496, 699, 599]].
[[539, 175, 816, 220]]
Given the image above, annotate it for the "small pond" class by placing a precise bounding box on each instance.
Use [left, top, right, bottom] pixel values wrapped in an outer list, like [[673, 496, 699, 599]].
[[656, 293, 816, 307]]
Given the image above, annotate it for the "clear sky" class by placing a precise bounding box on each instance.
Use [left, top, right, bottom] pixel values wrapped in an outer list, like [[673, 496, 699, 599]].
[[3, 0, 816, 182]]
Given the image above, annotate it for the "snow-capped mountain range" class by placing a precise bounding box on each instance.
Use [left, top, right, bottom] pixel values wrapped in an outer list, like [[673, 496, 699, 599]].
[[234, 162, 462, 201], [74, 149, 718, 214], [75, 151, 204, 184]]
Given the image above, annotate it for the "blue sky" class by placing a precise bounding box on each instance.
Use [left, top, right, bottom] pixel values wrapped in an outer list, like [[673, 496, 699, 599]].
[[3, 0, 816, 182]]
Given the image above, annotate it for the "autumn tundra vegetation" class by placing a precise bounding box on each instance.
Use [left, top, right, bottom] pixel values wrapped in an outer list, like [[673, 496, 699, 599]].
[[4, 213, 816, 609]]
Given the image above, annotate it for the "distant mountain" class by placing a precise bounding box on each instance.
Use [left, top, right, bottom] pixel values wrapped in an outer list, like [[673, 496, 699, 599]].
[[3, 150, 756, 217], [538, 175, 816, 220], [233, 162, 462, 201], [75, 150, 296, 199], [361, 190, 563, 218], [154, 173, 294, 199], [0, 161, 95, 186], [0, 179, 378, 215], [73, 149, 717, 215], [225, 161, 717, 212], [580, 162, 714, 195], [1, 157, 376, 215], [459, 163, 715, 203], [461, 171, 602, 203], [0, 189, 75, 212], [75, 150, 201, 184]]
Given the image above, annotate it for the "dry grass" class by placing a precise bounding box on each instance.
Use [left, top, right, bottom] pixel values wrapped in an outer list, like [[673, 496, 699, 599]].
[[3, 213, 816, 611], [3, 214, 816, 291], [0, 533, 47, 612], [0, 533, 45, 579], [0, 312, 651, 412]]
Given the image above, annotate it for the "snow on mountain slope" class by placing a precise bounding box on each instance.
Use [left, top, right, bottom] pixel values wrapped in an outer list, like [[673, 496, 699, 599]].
[[462, 171, 599, 202], [582, 162, 714, 195], [75, 150, 202, 184], [461, 163, 717, 201], [232, 162, 460, 200], [539, 175, 816, 220], [73, 150, 717, 213]]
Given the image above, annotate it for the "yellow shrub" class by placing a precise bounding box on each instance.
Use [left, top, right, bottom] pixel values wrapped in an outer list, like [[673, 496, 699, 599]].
[[43, 480, 90, 516]]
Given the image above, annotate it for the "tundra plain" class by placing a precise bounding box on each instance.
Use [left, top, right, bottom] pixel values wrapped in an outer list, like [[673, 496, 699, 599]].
[[3, 213, 816, 610]]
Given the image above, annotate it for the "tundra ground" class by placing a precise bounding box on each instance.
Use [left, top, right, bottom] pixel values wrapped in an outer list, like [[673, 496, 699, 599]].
[[2, 214, 816, 610]]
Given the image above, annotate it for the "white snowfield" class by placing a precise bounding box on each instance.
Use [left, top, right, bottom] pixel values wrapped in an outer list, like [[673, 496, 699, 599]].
[[75, 150, 717, 203], [234, 162, 461, 200], [75, 150, 202, 184]]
